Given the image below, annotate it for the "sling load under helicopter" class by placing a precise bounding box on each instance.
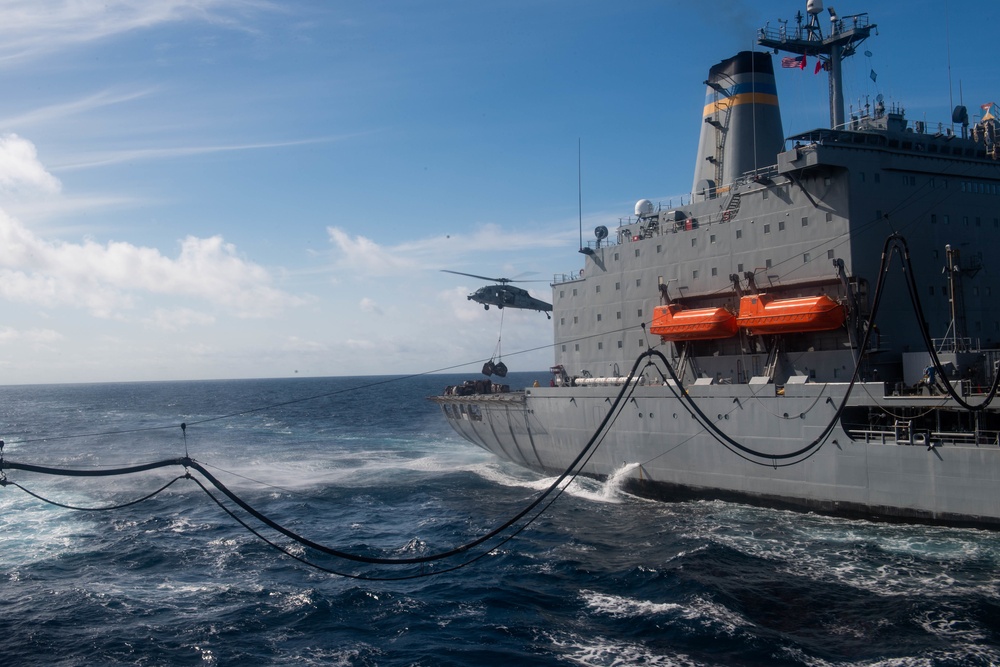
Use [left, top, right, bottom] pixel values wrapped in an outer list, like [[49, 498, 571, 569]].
[[442, 270, 553, 318]]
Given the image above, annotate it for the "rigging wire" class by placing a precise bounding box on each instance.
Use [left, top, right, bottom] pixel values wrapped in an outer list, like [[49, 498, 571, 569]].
[[0, 353, 645, 577]]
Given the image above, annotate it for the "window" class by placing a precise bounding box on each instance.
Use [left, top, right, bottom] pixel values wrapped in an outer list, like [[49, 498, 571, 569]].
[[595, 285, 600, 293], [764, 224, 771, 234], [561, 344, 566, 351], [711, 267, 718, 276], [692, 270, 699, 279], [560, 317, 565, 325], [803, 252, 811, 263], [765, 259, 772, 268], [874, 173, 881, 184], [827, 250, 834, 259], [778, 221, 785, 231], [574, 343, 579, 351], [573, 316, 578, 324], [597, 313, 602, 322], [691, 238, 697, 247], [801, 217, 809, 227], [635, 249, 640, 257], [929, 286, 935, 296], [615, 282, 620, 290], [636, 279, 641, 287], [736, 229, 743, 239], [931, 214, 937, 224], [637, 309, 643, 318], [737, 263, 744, 272], [614, 252, 619, 261], [572, 288, 578, 296], [710, 234, 716, 244], [656, 245, 662, 253], [559, 290, 564, 298], [598, 342, 603, 350], [617, 340, 623, 349], [825, 212, 833, 223], [617, 311, 622, 320]]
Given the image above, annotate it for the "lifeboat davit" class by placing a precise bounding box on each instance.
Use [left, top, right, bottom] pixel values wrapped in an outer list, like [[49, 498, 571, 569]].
[[650, 304, 738, 341], [737, 294, 845, 335]]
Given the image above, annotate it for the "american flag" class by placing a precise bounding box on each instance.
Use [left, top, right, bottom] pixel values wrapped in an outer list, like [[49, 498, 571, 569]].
[[781, 55, 806, 69]]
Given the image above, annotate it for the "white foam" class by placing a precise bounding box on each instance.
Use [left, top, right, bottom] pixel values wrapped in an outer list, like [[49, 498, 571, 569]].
[[580, 590, 750, 637], [472, 461, 642, 504], [546, 630, 700, 667]]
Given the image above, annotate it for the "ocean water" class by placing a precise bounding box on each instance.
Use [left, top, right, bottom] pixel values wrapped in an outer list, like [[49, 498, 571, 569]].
[[2, 372, 1000, 666]]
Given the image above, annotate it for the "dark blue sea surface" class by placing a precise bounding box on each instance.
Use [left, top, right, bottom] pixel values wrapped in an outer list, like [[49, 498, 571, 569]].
[[2, 373, 1000, 666]]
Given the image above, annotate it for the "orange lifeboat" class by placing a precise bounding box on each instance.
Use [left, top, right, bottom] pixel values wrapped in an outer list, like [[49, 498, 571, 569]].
[[650, 304, 738, 341], [737, 294, 845, 335]]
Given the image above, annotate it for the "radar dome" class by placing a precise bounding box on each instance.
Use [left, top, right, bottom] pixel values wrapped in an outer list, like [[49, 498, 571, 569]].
[[635, 199, 654, 217], [806, 0, 824, 15]]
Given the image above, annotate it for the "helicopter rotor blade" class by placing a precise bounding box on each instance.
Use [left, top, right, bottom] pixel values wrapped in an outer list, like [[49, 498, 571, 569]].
[[441, 269, 507, 283], [442, 269, 549, 284]]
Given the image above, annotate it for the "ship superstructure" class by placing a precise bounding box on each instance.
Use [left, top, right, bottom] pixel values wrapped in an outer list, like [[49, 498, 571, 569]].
[[432, 2, 1000, 527]]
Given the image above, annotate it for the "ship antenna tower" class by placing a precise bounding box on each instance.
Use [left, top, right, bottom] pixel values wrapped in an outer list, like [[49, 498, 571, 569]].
[[757, 1, 876, 130]]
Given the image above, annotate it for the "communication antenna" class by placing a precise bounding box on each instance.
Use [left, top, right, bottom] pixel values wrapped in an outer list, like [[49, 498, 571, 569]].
[[578, 138, 583, 251], [578, 138, 593, 255]]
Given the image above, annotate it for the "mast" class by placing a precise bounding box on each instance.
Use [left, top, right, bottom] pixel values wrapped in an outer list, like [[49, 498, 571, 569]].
[[757, 1, 876, 130]]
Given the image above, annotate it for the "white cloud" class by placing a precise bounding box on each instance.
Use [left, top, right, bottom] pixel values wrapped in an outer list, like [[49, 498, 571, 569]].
[[0, 325, 63, 345], [0, 210, 301, 318], [0, 133, 303, 319], [359, 297, 383, 315], [0, 1, 278, 65], [0, 133, 61, 194], [52, 136, 339, 172], [0, 89, 155, 131], [326, 223, 572, 278], [144, 307, 216, 332]]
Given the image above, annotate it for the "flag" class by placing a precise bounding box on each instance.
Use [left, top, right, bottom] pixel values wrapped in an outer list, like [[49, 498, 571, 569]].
[[781, 55, 806, 69], [814, 58, 824, 74]]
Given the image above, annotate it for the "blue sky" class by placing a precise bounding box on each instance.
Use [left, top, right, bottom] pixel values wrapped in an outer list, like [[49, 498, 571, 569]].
[[0, 0, 992, 384]]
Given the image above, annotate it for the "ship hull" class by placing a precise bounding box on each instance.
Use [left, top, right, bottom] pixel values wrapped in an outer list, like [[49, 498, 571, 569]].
[[432, 383, 1000, 528]]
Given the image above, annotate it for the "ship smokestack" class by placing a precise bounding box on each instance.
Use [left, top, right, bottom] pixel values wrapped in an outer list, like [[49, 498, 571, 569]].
[[692, 51, 784, 202]]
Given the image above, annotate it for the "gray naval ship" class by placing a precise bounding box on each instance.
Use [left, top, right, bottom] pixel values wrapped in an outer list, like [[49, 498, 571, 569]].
[[432, 1, 1000, 528]]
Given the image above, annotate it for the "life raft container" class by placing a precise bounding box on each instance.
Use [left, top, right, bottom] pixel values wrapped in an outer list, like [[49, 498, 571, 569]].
[[736, 294, 845, 335], [650, 304, 739, 341]]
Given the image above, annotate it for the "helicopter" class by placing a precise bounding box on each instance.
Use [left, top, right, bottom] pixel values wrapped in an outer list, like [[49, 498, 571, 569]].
[[442, 270, 553, 318]]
